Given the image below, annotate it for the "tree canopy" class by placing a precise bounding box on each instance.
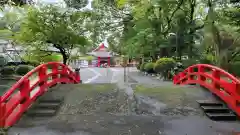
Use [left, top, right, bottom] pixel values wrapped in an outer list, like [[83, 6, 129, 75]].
[[14, 5, 91, 64], [0, 0, 240, 71]]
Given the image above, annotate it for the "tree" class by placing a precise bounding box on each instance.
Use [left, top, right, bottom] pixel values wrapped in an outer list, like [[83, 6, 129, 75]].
[[64, 0, 88, 9], [66, 0, 240, 70], [0, 0, 32, 8], [15, 5, 90, 64], [0, 8, 26, 61]]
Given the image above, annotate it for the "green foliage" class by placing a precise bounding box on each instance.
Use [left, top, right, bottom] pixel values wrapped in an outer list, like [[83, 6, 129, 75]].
[[154, 58, 176, 80], [86, 56, 94, 61], [0, 66, 15, 75], [15, 65, 34, 76], [14, 5, 90, 64], [154, 58, 176, 73], [181, 59, 199, 69], [0, 55, 8, 67], [28, 61, 40, 67], [140, 62, 146, 71], [137, 63, 141, 70], [23, 51, 62, 64], [228, 62, 240, 77], [144, 62, 155, 73], [64, 0, 88, 9]]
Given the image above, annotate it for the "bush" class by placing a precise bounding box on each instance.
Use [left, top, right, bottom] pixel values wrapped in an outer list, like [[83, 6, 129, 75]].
[[28, 61, 40, 67], [154, 58, 176, 80], [15, 65, 34, 76], [140, 63, 146, 71], [137, 63, 141, 70], [199, 58, 213, 65], [144, 62, 155, 73], [228, 62, 240, 77], [154, 58, 176, 72], [181, 59, 199, 69], [0, 66, 15, 76], [0, 55, 8, 67]]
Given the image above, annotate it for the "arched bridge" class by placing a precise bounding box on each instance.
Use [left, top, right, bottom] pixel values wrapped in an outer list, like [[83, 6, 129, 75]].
[[0, 62, 81, 128], [173, 64, 240, 117]]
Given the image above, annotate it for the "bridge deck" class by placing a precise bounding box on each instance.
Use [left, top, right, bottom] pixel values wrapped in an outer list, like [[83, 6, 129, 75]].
[[8, 83, 240, 135]]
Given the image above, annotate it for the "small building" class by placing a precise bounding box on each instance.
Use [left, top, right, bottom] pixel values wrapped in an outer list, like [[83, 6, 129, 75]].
[[88, 43, 113, 67]]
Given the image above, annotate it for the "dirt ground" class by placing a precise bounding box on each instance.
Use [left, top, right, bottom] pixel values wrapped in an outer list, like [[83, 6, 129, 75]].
[[8, 82, 240, 135]]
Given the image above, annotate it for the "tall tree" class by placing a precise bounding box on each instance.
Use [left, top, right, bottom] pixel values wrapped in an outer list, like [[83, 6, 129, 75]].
[[15, 5, 90, 64]]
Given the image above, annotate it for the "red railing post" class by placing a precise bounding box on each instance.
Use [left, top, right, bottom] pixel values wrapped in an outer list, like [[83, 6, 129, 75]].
[[38, 66, 47, 88], [74, 68, 81, 83], [52, 64, 59, 80], [234, 84, 240, 113], [20, 79, 30, 101], [188, 67, 193, 81], [61, 66, 69, 84], [198, 66, 206, 82], [0, 98, 6, 127], [212, 69, 220, 90]]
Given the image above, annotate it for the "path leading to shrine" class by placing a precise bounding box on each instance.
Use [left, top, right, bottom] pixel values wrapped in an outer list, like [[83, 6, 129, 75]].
[[80, 67, 137, 84]]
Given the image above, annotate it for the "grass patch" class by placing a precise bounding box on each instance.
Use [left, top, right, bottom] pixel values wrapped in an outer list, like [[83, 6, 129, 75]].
[[134, 84, 199, 106]]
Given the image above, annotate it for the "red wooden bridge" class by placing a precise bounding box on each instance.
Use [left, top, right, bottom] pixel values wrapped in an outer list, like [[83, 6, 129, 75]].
[[173, 64, 240, 119], [0, 62, 239, 128], [0, 62, 81, 128]]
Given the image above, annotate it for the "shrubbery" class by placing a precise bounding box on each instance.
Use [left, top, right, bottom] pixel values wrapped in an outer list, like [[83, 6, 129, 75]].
[[154, 58, 176, 72], [228, 62, 240, 77], [137, 63, 141, 70], [144, 62, 155, 73], [140, 62, 146, 71], [181, 59, 199, 69], [15, 65, 34, 76], [0, 66, 15, 76], [154, 58, 176, 80]]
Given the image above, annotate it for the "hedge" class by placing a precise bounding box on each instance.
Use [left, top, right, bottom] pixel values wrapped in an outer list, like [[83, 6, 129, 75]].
[[15, 65, 34, 76], [144, 62, 155, 73], [0, 66, 15, 76]]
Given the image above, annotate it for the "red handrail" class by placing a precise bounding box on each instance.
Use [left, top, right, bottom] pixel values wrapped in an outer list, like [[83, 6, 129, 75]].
[[173, 64, 240, 116], [0, 62, 80, 128]]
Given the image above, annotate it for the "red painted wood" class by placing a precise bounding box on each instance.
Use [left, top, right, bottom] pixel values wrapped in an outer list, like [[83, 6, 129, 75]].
[[108, 57, 110, 66], [0, 62, 80, 128], [93, 43, 106, 52], [173, 64, 240, 117], [97, 57, 100, 67]]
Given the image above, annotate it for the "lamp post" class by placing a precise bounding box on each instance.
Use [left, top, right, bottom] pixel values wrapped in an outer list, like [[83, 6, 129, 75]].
[[168, 33, 178, 59], [122, 55, 128, 83]]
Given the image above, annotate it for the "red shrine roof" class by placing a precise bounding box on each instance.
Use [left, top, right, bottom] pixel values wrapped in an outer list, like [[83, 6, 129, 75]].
[[89, 43, 113, 57], [93, 43, 108, 52]]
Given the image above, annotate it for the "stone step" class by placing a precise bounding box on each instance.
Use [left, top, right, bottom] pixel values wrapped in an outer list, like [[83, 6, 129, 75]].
[[206, 112, 237, 121], [36, 102, 62, 109], [38, 97, 63, 103], [201, 106, 230, 113], [196, 100, 223, 106], [27, 109, 57, 117]]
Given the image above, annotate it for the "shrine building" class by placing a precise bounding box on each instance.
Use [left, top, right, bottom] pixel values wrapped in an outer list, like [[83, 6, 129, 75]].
[[88, 43, 114, 67]]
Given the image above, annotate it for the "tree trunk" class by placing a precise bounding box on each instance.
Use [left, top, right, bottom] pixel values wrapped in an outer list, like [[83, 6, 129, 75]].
[[58, 47, 68, 65], [61, 53, 68, 65]]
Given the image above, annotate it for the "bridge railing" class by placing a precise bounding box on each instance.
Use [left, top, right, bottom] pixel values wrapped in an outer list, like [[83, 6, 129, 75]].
[[0, 62, 80, 128], [173, 64, 240, 116]]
